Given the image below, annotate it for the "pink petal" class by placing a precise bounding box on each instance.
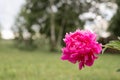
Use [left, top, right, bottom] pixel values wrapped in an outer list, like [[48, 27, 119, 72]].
[[85, 55, 94, 66], [79, 61, 84, 70], [61, 55, 69, 60]]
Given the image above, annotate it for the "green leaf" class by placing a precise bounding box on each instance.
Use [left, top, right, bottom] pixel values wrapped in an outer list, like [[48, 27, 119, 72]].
[[103, 40, 120, 53], [102, 47, 107, 54]]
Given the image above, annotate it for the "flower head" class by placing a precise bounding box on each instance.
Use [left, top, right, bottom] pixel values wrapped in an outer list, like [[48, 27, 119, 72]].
[[61, 29, 102, 70]]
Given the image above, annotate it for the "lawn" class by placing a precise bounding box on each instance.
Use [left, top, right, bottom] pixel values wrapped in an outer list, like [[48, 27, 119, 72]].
[[0, 40, 120, 80]]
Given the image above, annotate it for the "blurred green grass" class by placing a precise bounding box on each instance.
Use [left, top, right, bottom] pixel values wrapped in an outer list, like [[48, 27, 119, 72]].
[[0, 40, 120, 80]]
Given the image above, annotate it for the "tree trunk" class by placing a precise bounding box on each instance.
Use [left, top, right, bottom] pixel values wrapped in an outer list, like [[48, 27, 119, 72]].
[[49, 0, 56, 51], [57, 20, 65, 49]]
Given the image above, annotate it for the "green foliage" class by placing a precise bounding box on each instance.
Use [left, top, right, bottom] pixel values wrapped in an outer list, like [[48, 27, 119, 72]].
[[109, 0, 120, 36], [15, 41, 37, 51], [40, 0, 86, 38]]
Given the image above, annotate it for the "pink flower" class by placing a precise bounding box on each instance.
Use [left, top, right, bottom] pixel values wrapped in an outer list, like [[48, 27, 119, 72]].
[[61, 29, 102, 70]]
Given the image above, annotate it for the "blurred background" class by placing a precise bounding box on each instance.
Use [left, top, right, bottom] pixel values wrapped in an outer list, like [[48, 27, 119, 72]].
[[0, 0, 120, 80]]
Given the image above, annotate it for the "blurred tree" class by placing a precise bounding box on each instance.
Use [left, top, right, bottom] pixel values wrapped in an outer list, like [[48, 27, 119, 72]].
[[14, 0, 105, 51], [109, 0, 120, 36], [12, 16, 26, 48], [40, 0, 91, 51], [13, 0, 49, 49]]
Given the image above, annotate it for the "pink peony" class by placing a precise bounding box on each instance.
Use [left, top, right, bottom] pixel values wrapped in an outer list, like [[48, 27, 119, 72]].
[[61, 29, 102, 70]]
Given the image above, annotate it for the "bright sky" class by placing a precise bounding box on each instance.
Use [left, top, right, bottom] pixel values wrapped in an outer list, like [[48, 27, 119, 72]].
[[0, 0, 25, 39]]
